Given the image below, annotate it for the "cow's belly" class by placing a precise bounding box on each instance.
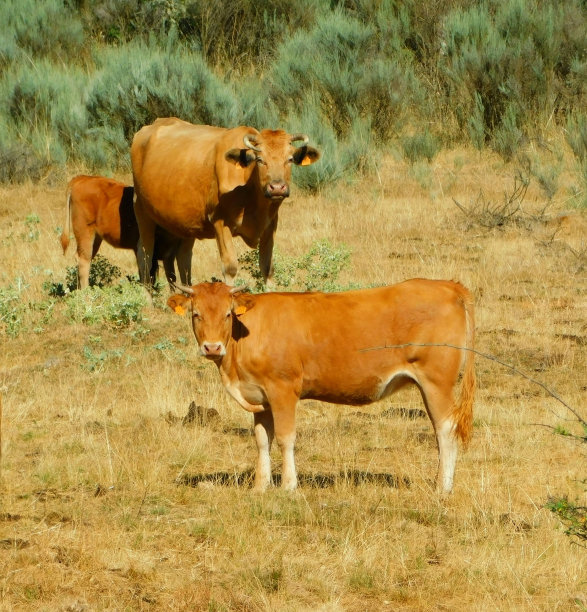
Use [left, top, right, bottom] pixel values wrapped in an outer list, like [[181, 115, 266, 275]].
[[144, 202, 215, 239], [302, 368, 417, 406]]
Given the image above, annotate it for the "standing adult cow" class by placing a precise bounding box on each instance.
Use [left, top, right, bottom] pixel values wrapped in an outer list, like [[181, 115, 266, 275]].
[[168, 280, 476, 494], [60, 175, 181, 289], [131, 118, 320, 288]]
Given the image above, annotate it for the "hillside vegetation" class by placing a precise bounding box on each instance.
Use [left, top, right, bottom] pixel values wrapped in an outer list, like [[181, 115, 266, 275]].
[[0, 0, 585, 203]]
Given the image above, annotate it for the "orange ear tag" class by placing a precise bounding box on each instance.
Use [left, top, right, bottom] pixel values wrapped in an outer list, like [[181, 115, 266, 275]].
[[234, 305, 247, 316], [301, 156, 312, 166], [174, 305, 186, 315]]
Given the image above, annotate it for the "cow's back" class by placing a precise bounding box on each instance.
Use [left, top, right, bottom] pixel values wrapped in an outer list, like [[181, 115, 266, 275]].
[[131, 119, 258, 238], [233, 280, 471, 404]]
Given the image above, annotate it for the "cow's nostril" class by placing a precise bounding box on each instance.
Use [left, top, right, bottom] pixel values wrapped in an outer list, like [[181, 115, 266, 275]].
[[203, 342, 223, 356]]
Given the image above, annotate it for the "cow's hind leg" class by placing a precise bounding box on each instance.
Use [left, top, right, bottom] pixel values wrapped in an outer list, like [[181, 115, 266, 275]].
[[253, 410, 274, 492], [76, 233, 100, 289], [418, 381, 458, 494], [133, 197, 156, 286], [175, 238, 195, 286]]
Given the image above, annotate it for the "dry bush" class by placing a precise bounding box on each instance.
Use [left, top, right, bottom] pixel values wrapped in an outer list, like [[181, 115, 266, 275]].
[[0, 150, 585, 610]]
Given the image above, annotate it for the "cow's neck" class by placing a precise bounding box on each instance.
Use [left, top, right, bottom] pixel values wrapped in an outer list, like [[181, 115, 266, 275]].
[[215, 342, 265, 413]]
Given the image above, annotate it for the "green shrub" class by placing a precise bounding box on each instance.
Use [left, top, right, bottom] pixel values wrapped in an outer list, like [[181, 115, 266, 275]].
[[0, 58, 90, 168], [0, 142, 45, 183], [491, 104, 524, 162], [239, 239, 352, 292], [0, 0, 85, 64], [65, 281, 147, 328], [546, 495, 587, 545], [566, 112, 587, 163], [86, 37, 238, 153], [45, 255, 122, 297], [439, 0, 586, 153], [565, 112, 587, 209], [269, 10, 422, 142], [0, 283, 28, 337], [401, 129, 440, 163], [287, 101, 372, 192], [176, 0, 325, 70]]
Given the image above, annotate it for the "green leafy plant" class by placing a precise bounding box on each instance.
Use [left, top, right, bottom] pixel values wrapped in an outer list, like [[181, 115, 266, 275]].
[[45, 255, 122, 296], [0, 282, 28, 337], [239, 239, 352, 292], [546, 495, 587, 546], [65, 281, 147, 328], [22, 213, 40, 242]]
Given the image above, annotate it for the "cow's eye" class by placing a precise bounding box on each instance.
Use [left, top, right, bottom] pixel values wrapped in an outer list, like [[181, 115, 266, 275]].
[[225, 311, 231, 319], [192, 312, 200, 320], [286, 156, 294, 164], [256, 156, 266, 165]]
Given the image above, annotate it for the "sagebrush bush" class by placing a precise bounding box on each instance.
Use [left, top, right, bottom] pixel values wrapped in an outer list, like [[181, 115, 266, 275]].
[[0, 0, 85, 64], [401, 129, 440, 163], [565, 112, 587, 209], [0, 58, 90, 167], [269, 9, 423, 144], [439, 0, 586, 152], [177, 0, 325, 70], [0, 0, 584, 182], [86, 37, 238, 152], [286, 97, 372, 192]]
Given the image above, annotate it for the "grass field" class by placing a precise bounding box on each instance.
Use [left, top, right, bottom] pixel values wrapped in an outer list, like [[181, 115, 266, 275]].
[[0, 147, 585, 610]]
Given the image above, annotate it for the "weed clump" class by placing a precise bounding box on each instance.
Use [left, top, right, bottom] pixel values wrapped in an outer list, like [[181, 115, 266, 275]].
[[239, 239, 353, 292]]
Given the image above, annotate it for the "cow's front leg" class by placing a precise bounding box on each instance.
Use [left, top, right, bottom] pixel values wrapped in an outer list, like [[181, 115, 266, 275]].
[[253, 409, 274, 492], [213, 220, 238, 285], [258, 217, 277, 289]]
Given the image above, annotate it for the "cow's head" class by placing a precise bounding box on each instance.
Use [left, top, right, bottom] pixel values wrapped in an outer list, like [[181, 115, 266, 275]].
[[225, 130, 320, 200], [168, 282, 253, 360]]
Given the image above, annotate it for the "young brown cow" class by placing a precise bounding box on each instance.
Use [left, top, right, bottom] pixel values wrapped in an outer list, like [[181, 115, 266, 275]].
[[169, 280, 476, 494], [60, 175, 180, 288]]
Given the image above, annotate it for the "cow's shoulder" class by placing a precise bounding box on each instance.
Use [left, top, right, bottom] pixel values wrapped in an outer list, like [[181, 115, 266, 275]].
[[214, 126, 259, 195]]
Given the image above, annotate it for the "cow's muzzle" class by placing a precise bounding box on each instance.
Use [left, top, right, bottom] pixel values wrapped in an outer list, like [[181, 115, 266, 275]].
[[201, 342, 226, 358], [265, 180, 289, 199]]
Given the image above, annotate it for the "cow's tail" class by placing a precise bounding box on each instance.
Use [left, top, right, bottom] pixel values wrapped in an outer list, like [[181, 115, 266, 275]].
[[453, 287, 476, 448], [60, 182, 72, 254]]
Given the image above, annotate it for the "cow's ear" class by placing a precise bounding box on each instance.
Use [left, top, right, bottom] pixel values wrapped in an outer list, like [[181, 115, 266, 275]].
[[225, 148, 256, 168], [167, 294, 190, 316], [232, 292, 256, 316], [293, 145, 320, 166]]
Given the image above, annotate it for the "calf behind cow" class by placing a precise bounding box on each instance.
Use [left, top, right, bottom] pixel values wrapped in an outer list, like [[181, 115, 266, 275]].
[[168, 280, 476, 494], [60, 175, 181, 288]]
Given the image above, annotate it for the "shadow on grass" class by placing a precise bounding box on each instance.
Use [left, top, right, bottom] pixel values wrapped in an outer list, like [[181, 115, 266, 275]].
[[178, 469, 410, 489]]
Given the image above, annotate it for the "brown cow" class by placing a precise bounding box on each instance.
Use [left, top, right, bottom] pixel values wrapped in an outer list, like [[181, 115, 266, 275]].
[[168, 280, 476, 494], [131, 118, 320, 287], [60, 175, 181, 289]]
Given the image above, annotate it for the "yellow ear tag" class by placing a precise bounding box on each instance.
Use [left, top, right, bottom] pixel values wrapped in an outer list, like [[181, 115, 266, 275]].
[[301, 156, 312, 166], [174, 305, 186, 315], [234, 305, 247, 316]]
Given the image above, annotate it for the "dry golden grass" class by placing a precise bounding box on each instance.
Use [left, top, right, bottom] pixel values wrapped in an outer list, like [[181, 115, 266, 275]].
[[0, 146, 585, 611]]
